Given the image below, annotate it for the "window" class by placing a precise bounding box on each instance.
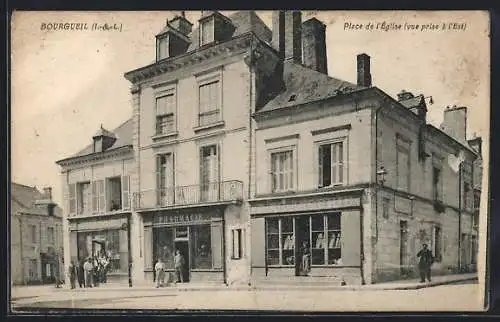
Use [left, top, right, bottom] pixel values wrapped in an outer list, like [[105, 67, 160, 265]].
[[382, 197, 390, 219], [107, 177, 122, 211], [157, 36, 169, 60], [92, 180, 106, 213], [29, 225, 37, 244], [200, 145, 219, 201], [29, 259, 38, 280], [265, 213, 341, 267], [200, 18, 215, 46], [432, 166, 443, 202], [47, 227, 55, 245], [474, 192, 480, 211], [156, 94, 176, 135], [68, 183, 77, 216], [318, 141, 345, 187], [77, 182, 91, 215], [396, 137, 410, 191], [433, 226, 442, 262], [157, 154, 174, 206], [271, 150, 294, 193], [198, 81, 220, 126], [232, 229, 243, 260], [191, 225, 212, 269]]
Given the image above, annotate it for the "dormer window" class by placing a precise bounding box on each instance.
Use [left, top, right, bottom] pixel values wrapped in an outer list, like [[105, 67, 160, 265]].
[[198, 11, 235, 47], [157, 35, 170, 61], [92, 125, 117, 153], [94, 137, 103, 153], [200, 18, 215, 46]]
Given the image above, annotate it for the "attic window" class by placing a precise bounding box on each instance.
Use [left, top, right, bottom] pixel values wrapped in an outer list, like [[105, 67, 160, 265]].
[[157, 35, 169, 61], [288, 95, 297, 102], [200, 18, 215, 46]]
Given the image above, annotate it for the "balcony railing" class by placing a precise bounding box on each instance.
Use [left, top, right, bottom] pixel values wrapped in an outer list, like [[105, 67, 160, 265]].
[[134, 180, 244, 210]]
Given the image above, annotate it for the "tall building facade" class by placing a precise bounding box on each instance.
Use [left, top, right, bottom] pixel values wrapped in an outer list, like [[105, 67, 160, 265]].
[[57, 10, 482, 286], [11, 183, 64, 285]]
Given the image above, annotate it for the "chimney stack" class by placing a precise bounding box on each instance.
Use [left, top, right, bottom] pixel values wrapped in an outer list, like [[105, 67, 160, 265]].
[[357, 53, 372, 87], [169, 14, 193, 36], [43, 187, 52, 200], [272, 11, 302, 64], [272, 11, 285, 60], [302, 18, 328, 74], [440, 106, 467, 142]]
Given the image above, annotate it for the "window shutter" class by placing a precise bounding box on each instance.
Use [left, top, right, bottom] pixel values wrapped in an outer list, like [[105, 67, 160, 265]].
[[97, 180, 105, 212], [91, 181, 98, 213], [156, 156, 162, 205], [122, 175, 130, 210], [318, 146, 324, 187], [68, 183, 76, 216]]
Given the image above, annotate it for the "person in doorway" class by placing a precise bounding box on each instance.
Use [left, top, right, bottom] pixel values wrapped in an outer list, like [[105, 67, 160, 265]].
[[68, 261, 77, 289], [174, 250, 185, 284], [154, 258, 165, 288], [301, 241, 311, 276], [417, 243, 434, 282], [83, 257, 94, 288]]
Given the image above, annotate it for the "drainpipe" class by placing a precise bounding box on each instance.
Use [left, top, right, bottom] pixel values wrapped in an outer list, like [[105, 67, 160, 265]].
[[373, 103, 386, 242], [458, 163, 462, 272], [127, 215, 132, 287], [359, 204, 365, 285], [19, 216, 24, 285]]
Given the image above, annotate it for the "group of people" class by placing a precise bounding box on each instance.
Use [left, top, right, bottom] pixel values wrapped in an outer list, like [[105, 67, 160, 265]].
[[154, 250, 185, 288], [68, 254, 111, 289]]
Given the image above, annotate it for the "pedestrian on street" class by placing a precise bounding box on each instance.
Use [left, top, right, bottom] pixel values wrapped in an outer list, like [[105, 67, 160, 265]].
[[174, 250, 185, 284], [417, 243, 434, 283], [83, 257, 94, 288], [68, 261, 77, 289], [154, 258, 165, 288], [153, 259, 158, 283], [77, 259, 85, 288]]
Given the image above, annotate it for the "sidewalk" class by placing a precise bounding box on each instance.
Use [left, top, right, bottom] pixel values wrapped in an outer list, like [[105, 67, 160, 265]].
[[11, 272, 477, 298]]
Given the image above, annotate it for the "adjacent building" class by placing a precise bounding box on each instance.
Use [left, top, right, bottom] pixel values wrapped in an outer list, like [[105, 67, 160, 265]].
[[11, 183, 64, 285], [56, 122, 134, 284], [57, 10, 483, 286]]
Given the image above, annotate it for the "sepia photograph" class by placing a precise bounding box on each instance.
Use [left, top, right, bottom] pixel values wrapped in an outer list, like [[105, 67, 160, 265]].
[[10, 10, 490, 313]]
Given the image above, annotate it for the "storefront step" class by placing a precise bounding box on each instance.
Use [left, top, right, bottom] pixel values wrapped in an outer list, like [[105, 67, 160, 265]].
[[253, 276, 344, 287]]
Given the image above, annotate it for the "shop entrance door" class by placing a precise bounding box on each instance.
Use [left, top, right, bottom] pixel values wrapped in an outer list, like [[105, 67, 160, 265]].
[[294, 216, 311, 276], [174, 240, 190, 282]]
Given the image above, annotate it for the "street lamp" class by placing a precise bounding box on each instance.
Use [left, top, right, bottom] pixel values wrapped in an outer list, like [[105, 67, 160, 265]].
[[374, 166, 388, 242], [121, 220, 132, 287]]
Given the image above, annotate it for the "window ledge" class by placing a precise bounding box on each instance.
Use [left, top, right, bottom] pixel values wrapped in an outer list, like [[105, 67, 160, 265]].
[[152, 132, 179, 141], [193, 121, 225, 133]]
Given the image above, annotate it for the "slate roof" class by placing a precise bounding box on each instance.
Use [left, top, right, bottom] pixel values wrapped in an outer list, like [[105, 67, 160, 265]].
[[71, 118, 133, 158], [11, 183, 62, 217], [258, 61, 362, 113]]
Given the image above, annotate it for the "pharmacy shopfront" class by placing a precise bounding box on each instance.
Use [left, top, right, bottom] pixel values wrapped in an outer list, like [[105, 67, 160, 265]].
[[142, 208, 225, 283]]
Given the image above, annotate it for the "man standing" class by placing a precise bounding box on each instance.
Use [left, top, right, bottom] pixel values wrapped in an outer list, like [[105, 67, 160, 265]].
[[83, 257, 94, 288], [68, 261, 77, 289], [417, 243, 434, 282], [174, 250, 185, 284], [154, 258, 165, 288]]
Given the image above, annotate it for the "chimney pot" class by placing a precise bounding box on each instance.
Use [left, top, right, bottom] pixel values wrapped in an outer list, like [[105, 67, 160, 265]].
[[273, 11, 302, 64], [357, 53, 372, 87]]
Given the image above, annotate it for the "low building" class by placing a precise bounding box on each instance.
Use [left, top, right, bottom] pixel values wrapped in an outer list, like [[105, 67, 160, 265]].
[[11, 183, 64, 285], [56, 122, 134, 285]]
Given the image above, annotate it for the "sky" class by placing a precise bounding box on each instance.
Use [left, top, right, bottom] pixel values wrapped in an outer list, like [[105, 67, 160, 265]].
[[11, 11, 490, 207]]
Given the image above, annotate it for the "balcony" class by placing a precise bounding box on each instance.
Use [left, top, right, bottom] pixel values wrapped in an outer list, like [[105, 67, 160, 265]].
[[134, 180, 244, 210]]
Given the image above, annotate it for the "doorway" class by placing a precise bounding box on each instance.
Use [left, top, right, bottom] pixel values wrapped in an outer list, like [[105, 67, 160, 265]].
[[294, 216, 311, 276], [174, 240, 190, 282], [400, 220, 409, 276]]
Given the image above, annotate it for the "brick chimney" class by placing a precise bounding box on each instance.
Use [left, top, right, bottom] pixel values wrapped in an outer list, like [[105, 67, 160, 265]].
[[440, 106, 467, 142], [43, 187, 52, 200], [302, 17, 327, 74], [357, 53, 372, 87], [272, 11, 302, 64], [169, 14, 193, 36]]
